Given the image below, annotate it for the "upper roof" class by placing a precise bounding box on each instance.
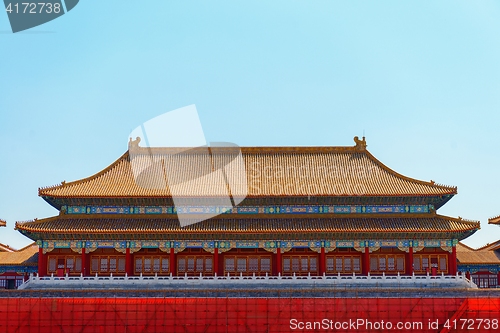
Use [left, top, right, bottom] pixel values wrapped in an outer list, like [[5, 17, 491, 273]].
[[39, 138, 457, 206], [0, 219, 5, 227], [0, 242, 38, 266], [15, 213, 479, 241], [456, 242, 500, 265], [489, 215, 500, 225]]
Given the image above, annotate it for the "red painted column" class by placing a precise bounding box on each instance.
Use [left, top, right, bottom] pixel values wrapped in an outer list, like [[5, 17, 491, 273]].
[[169, 248, 176, 276], [408, 246, 414, 275], [276, 248, 282, 276], [125, 248, 132, 276], [449, 245, 457, 275], [362, 247, 370, 275], [213, 248, 219, 276], [81, 248, 87, 276], [319, 247, 326, 275], [38, 247, 45, 277]]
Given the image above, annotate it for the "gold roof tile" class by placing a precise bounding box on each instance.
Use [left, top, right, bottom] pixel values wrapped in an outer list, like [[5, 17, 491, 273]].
[[0, 242, 38, 266], [16, 214, 478, 237], [38, 143, 457, 199], [0, 243, 14, 252], [456, 242, 500, 265]]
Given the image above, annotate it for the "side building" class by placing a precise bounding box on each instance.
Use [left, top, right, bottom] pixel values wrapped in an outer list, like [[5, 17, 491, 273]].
[[16, 138, 479, 278], [457, 215, 500, 288]]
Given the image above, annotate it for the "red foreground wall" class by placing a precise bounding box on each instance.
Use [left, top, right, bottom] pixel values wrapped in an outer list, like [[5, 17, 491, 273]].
[[0, 297, 499, 333]]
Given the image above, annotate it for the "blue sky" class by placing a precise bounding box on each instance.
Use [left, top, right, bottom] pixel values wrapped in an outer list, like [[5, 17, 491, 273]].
[[0, 1, 499, 249]]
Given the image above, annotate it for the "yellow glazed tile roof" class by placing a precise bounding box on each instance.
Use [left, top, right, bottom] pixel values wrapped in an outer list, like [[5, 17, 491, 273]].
[[38, 140, 456, 199], [16, 214, 478, 236], [0, 243, 38, 266], [0, 243, 14, 252], [456, 242, 500, 265]]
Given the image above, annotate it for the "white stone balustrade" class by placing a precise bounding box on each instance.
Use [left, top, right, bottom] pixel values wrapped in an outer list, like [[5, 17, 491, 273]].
[[18, 272, 477, 290]]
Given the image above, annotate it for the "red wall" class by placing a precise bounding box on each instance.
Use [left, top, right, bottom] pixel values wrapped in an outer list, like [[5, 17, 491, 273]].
[[0, 297, 499, 332]]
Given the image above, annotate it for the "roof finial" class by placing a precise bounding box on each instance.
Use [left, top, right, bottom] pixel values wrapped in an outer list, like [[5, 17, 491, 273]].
[[353, 136, 367, 151], [128, 137, 141, 149]]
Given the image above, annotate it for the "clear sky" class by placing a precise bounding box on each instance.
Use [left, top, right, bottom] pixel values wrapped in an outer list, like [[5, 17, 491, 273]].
[[0, 1, 499, 249]]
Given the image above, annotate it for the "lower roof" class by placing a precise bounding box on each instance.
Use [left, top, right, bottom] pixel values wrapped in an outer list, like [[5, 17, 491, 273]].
[[456, 242, 500, 265], [16, 214, 479, 241], [0, 243, 38, 266]]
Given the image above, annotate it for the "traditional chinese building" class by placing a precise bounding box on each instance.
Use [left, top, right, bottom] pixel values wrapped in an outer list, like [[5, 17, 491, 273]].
[[1, 219, 39, 288], [457, 215, 500, 288], [15, 138, 479, 278], [0, 242, 38, 289]]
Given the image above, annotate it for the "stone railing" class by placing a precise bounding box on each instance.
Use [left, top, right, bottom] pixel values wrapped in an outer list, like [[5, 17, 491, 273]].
[[18, 272, 477, 290]]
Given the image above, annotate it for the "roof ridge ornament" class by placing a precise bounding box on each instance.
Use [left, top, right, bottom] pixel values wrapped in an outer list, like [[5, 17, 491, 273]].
[[129, 137, 141, 149], [353, 136, 367, 151]]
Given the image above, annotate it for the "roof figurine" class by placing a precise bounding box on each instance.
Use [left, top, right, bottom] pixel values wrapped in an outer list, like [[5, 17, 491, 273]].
[[128, 136, 141, 149], [353, 136, 367, 151]]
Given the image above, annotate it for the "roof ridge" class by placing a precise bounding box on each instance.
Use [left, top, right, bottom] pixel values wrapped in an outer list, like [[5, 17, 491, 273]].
[[475, 240, 500, 251], [0, 243, 15, 252], [470, 241, 495, 250], [363, 149, 457, 193], [15, 242, 37, 252], [16, 216, 60, 228], [457, 242, 477, 251], [435, 214, 480, 226], [38, 151, 130, 196]]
